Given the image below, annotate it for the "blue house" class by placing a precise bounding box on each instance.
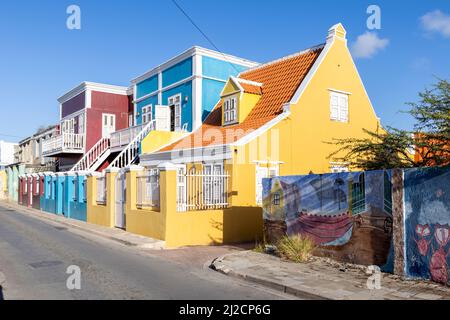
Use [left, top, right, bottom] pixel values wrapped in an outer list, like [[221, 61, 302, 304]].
[[131, 46, 259, 133]]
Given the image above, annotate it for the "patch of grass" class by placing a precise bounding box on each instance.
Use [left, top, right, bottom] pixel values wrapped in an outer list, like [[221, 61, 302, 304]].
[[277, 234, 315, 263], [253, 241, 266, 253]]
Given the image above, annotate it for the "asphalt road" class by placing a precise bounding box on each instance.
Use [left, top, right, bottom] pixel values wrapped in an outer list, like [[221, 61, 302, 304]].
[[0, 204, 293, 300]]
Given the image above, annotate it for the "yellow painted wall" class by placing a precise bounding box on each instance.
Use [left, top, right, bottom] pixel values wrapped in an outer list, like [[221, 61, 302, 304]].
[[86, 173, 115, 228], [221, 80, 240, 96], [238, 32, 381, 177], [0, 171, 6, 199], [141, 130, 187, 155], [124, 169, 166, 240], [121, 167, 262, 248], [165, 207, 263, 248], [238, 93, 261, 123]]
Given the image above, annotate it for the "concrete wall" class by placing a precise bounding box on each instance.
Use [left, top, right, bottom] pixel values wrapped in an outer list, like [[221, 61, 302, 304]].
[[263, 170, 395, 270]]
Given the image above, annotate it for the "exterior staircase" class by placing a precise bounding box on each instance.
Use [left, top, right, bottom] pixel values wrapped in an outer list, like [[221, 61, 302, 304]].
[[70, 137, 111, 172], [107, 120, 156, 169]]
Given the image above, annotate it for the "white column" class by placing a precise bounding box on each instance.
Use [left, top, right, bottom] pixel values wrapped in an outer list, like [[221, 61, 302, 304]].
[[192, 54, 203, 131]]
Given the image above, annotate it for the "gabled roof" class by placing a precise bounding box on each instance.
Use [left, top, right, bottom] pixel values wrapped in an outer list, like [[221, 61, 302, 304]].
[[160, 44, 325, 152]]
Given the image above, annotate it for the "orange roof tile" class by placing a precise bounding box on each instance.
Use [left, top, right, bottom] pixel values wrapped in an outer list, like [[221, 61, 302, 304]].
[[160, 44, 324, 152], [239, 82, 263, 95]]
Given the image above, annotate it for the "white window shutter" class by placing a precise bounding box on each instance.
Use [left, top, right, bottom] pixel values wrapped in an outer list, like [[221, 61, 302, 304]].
[[175, 103, 181, 130], [339, 96, 348, 122], [155, 105, 170, 131], [330, 95, 339, 120]]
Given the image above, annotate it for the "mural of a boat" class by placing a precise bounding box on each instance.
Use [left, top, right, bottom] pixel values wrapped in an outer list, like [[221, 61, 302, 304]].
[[287, 212, 353, 245]]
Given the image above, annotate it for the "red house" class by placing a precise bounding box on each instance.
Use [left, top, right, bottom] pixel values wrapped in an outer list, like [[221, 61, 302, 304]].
[[42, 82, 133, 171]]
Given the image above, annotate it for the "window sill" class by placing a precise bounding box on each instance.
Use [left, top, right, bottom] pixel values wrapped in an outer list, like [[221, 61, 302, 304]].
[[330, 119, 349, 123]]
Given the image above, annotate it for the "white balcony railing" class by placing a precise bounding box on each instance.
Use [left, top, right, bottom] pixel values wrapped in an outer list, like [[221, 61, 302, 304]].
[[42, 133, 85, 156], [110, 124, 144, 150]]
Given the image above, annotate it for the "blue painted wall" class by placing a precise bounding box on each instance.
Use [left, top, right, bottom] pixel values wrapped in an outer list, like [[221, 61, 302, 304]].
[[41, 175, 57, 214], [202, 78, 226, 121], [136, 75, 158, 99], [162, 57, 192, 88], [202, 56, 248, 80], [69, 175, 87, 222], [162, 81, 192, 131], [201, 56, 250, 121], [62, 175, 75, 217]]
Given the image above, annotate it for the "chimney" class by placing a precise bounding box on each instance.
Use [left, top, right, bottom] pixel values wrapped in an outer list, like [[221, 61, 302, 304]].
[[327, 23, 347, 43]]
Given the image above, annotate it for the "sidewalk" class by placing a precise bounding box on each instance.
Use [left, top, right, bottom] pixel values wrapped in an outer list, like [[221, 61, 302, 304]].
[[0, 201, 165, 250], [211, 251, 450, 300]]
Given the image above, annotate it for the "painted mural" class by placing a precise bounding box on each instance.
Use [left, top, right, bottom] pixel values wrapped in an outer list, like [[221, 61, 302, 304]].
[[404, 166, 450, 286], [263, 170, 395, 268]]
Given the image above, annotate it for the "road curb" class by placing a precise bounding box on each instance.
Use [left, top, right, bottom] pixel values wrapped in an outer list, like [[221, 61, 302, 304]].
[[211, 254, 330, 300], [0, 201, 165, 250]]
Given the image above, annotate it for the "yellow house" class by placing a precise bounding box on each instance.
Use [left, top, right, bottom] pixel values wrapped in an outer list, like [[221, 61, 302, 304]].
[[144, 23, 381, 205], [87, 23, 383, 248]]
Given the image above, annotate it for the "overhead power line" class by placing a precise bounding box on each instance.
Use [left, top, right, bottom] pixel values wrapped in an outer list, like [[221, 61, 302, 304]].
[[170, 0, 241, 74]]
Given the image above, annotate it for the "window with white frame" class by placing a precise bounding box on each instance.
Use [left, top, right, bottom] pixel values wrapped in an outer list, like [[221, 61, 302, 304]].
[[168, 94, 182, 131], [223, 96, 237, 125], [142, 105, 152, 124], [330, 91, 349, 122]]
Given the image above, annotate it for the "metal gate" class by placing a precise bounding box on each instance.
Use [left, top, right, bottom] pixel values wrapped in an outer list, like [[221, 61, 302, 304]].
[[115, 170, 126, 229]]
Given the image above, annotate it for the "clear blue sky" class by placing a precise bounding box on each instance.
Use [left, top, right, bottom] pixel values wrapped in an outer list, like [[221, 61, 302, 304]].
[[0, 0, 449, 142]]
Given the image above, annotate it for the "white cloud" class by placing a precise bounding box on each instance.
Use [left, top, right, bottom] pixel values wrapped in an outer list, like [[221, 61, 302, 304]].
[[351, 32, 389, 59], [420, 10, 450, 38]]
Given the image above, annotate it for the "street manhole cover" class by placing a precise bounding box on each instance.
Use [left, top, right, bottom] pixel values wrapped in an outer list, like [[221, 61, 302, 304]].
[[29, 260, 63, 269], [54, 226, 68, 231]]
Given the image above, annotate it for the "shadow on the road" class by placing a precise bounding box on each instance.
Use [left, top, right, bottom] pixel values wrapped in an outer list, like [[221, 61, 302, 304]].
[[0, 286, 4, 300]]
